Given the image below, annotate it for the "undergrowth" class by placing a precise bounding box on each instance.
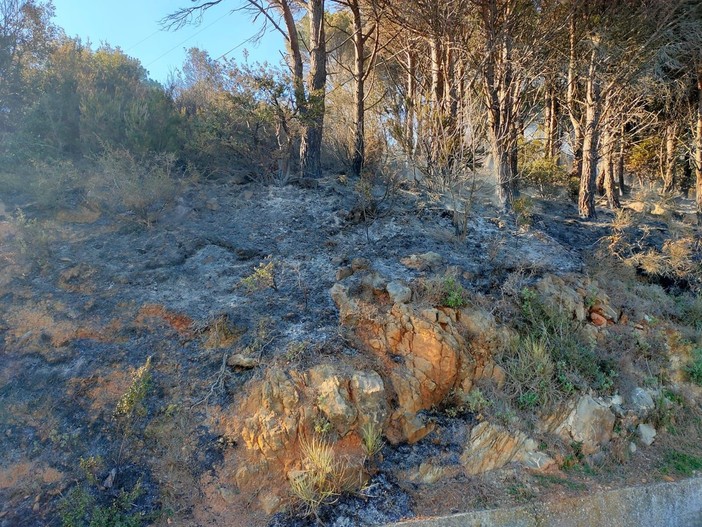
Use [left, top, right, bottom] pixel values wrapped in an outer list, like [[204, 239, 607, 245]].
[[501, 288, 616, 409]]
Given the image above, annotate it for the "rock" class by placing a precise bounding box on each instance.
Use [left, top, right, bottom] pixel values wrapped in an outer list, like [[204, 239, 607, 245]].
[[351, 257, 370, 272], [350, 370, 387, 428], [638, 423, 657, 446], [259, 492, 282, 515], [400, 251, 443, 271], [308, 365, 357, 436], [330, 283, 360, 324], [227, 354, 259, 369], [536, 275, 586, 322], [540, 395, 616, 455], [206, 198, 220, 211], [590, 312, 607, 327], [651, 203, 667, 216], [386, 281, 412, 304], [627, 201, 648, 213], [361, 272, 387, 294], [336, 266, 354, 281], [629, 387, 655, 415], [461, 422, 550, 475]]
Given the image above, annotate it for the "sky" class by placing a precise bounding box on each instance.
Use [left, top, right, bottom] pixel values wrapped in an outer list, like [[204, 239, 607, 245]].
[[51, 0, 286, 84]]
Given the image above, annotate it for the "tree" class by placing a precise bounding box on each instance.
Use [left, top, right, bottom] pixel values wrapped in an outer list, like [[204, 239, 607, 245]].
[[165, 0, 327, 178]]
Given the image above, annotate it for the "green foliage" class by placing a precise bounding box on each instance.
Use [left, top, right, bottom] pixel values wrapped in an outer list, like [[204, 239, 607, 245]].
[[59, 483, 145, 527], [360, 422, 384, 459], [441, 276, 467, 308], [240, 261, 277, 293], [521, 157, 568, 197], [625, 137, 660, 183], [88, 147, 181, 225], [684, 346, 702, 385], [503, 289, 616, 409], [115, 357, 152, 418], [513, 196, 535, 229], [661, 450, 702, 476], [10, 208, 52, 266]]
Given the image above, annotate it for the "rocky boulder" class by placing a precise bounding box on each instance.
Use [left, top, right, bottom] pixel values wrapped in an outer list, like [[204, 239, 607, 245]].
[[461, 422, 554, 475], [540, 395, 616, 455]]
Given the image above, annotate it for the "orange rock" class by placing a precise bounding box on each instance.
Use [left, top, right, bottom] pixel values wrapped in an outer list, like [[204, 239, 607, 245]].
[[590, 312, 607, 327]]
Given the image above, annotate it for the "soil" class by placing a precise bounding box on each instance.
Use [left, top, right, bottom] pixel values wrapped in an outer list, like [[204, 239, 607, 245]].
[[0, 176, 700, 527]]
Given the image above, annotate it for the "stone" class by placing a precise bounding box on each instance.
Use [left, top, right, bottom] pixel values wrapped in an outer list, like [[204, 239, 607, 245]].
[[461, 422, 549, 475], [361, 272, 387, 294], [330, 283, 360, 323], [638, 423, 657, 446], [540, 395, 616, 455], [206, 198, 220, 210], [350, 370, 387, 428], [400, 251, 443, 271], [386, 281, 412, 304], [308, 365, 357, 436], [351, 257, 370, 271], [590, 312, 607, 327], [629, 387, 655, 415], [227, 354, 259, 369], [336, 266, 354, 281], [536, 275, 586, 322]]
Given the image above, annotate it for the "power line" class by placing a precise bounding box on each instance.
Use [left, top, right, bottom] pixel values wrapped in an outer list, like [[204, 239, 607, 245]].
[[145, 11, 230, 68]]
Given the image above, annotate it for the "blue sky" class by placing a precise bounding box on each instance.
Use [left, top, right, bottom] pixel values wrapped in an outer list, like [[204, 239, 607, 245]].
[[51, 0, 285, 83]]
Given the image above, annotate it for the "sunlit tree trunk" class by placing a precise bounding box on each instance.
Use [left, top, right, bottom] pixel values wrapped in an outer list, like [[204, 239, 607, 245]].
[[662, 122, 677, 194], [578, 48, 600, 219], [695, 65, 702, 225]]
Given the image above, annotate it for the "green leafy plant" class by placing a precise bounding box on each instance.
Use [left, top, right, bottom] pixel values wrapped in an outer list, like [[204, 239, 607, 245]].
[[513, 196, 535, 229], [60, 483, 146, 527], [240, 261, 277, 293], [661, 450, 702, 476], [684, 346, 702, 386], [442, 276, 467, 308], [115, 357, 152, 418]]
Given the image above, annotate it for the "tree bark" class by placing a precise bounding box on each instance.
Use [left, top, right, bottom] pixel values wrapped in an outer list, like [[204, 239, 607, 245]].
[[349, 0, 364, 178], [299, 0, 326, 179], [544, 79, 559, 160], [695, 65, 702, 225], [662, 122, 677, 194], [617, 121, 627, 195], [567, 15, 583, 181], [405, 47, 415, 157], [578, 48, 600, 219]]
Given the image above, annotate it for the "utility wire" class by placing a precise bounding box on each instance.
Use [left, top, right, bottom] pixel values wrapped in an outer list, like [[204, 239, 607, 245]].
[[145, 11, 230, 68]]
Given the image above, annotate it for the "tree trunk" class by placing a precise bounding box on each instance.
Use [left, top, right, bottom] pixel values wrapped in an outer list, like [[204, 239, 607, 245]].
[[696, 66, 702, 225], [617, 121, 627, 195], [662, 122, 677, 194], [578, 49, 600, 219], [350, 0, 364, 178], [567, 15, 583, 180], [299, 0, 326, 179], [602, 126, 620, 209], [405, 48, 415, 157], [481, 0, 516, 211], [544, 79, 559, 160]]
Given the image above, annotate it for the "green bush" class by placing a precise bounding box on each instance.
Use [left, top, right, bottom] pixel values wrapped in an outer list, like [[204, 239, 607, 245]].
[[684, 347, 702, 385], [88, 147, 181, 225]]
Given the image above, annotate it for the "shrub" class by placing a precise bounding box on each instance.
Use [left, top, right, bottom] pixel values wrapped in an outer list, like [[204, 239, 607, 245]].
[[501, 289, 616, 408], [289, 436, 361, 518], [115, 357, 152, 418], [88, 147, 181, 226], [240, 261, 277, 293], [684, 347, 702, 386], [521, 157, 568, 197]]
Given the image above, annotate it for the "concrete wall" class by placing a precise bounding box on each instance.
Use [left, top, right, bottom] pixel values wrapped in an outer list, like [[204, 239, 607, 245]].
[[387, 477, 702, 527]]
